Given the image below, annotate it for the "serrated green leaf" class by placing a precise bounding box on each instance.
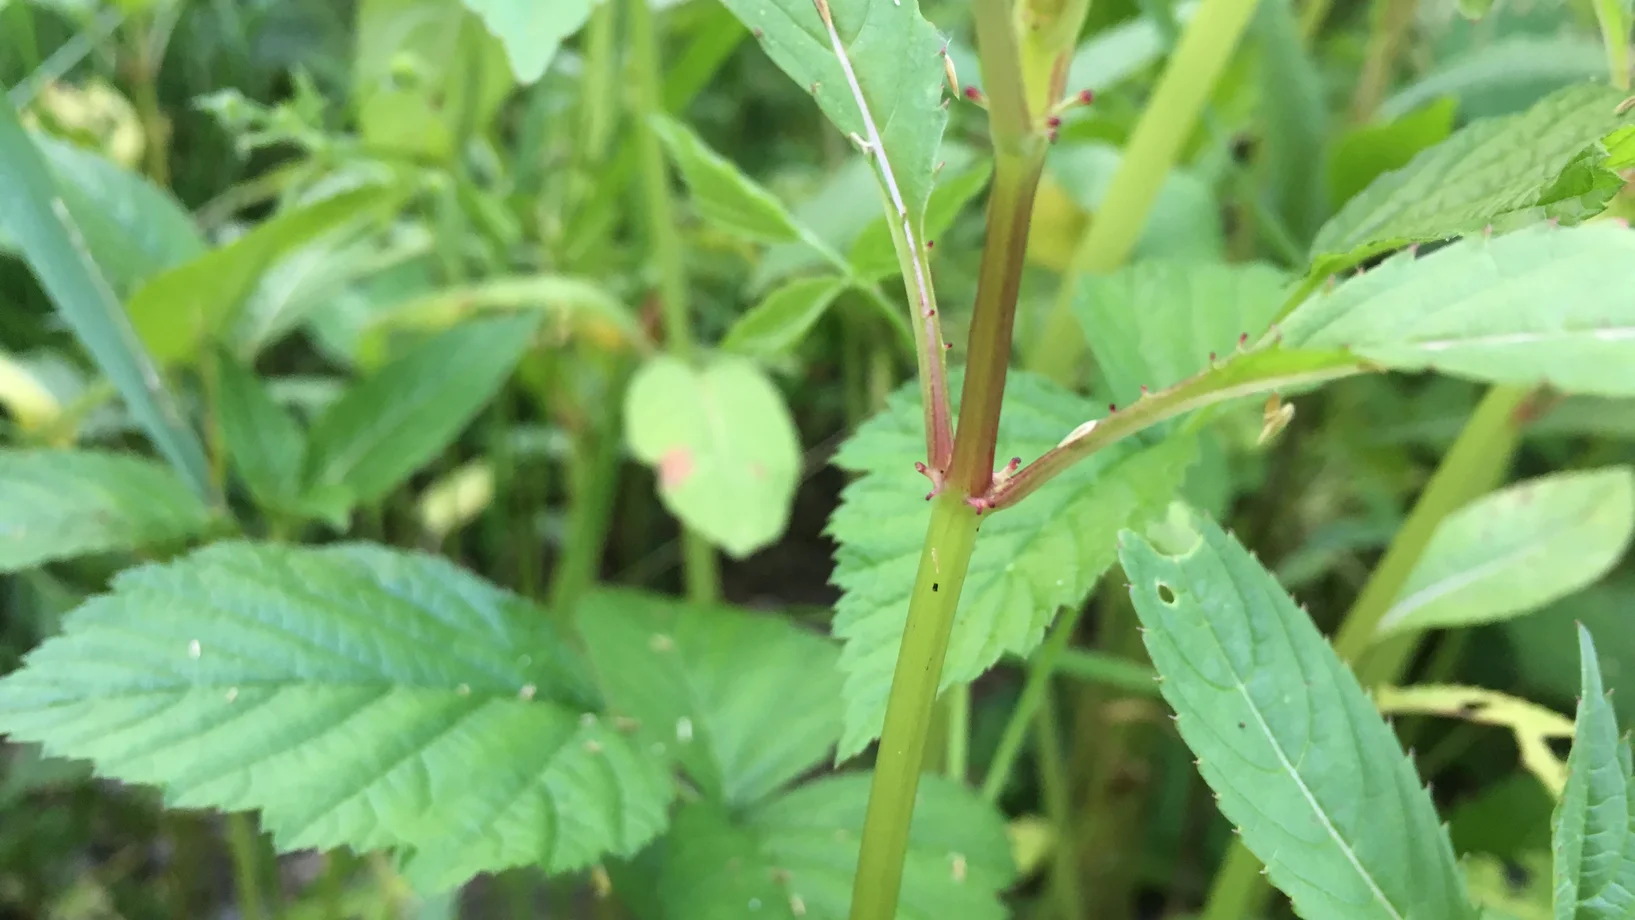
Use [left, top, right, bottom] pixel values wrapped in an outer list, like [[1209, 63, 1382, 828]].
[[1282, 224, 1635, 397], [721, 275, 847, 359], [848, 161, 993, 280], [213, 352, 306, 511], [719, 0, 947, 224], [1378, 468, 1635, 638], [1552, 626, 1635, 920], [0, 132, 204, 294], [0, 449, 216, 572], [1119, 504, 1478, 920], [650, 114, 806, 244], [1313, 82, 1634, 265], [1077, 260, 1289, 409], [1328, 98, 1457, 210], [0, 96, 211, 500], [624, 355, 801, 559], [577, 589, 841, 807], [829, 372, 1199, 757], [627, 773, 1014, 920], [305, 314, 541, 507], [0, 542, 670, 892], [129, 186, 401, 365], [461, 0, 595, 83]]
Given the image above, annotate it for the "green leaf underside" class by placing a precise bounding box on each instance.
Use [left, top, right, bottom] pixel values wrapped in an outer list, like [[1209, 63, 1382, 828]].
[[1282, 223, 1635, 397], [0, 542, 670, 891], [1380, 468, 1635, 638], [1312, 81, 1634, 264], [461, 0, 594, 83], [651, 114, 806, 243], [1077, 260, 1290, 409], [848, 161, 993, 280], [624, 355, 802, 559], [577, 588, 843, 808], [829, 372, 1199, 758], [0, 450, 215, 572], [305, 313, 541, 506], [721, 275, 848, 358], [1120, 505, 1477, 920], [718, 0, 948, 223], [637, 774, 1014, 920], [1553, 626, 1635, 920]]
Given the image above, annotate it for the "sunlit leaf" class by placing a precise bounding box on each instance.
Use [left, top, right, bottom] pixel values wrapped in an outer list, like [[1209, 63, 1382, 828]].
[[461, 0, 597, 83]]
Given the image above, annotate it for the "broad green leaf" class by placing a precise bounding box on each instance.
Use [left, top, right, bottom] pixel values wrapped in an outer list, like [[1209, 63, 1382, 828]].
[[1254, 0, 1328, 246], [0, 132, 204, 293], [1282, 223, 1635, 397], [1049, 144, 1225, 261], [1552, 626, 1635, 920], [650, 114, 805, 244], [0, 450, 216, 572], [627, 774, 1014, 920], [1377, 468, 1635, 638], [1313, 82, 1634, 264], [829, 373, 1199, 757], [1327, 98, 1457, 210], [848, 161, 994, 280], [0, 96, 210, 499], [1077, 260, 1289, 409], [1381, 37, 1611, 122], [624, 355, 801, 559], [577, 589, 841, 807], [305, 314, 541, 506], [461, 0, 595, 83], [213, 352, 306, 511], [1119, 504, 1478, 920], [721, 275, 847, 359], [129, 186, 400, 365], [719, 0, 948, 224], [0, 542, 670, 891]]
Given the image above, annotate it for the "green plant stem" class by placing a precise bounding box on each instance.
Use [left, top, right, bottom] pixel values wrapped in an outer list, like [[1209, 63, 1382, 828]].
[[946, 682, 971, 782], [848, 495, 982, 920], [1054, 647, 1161, 696], [1593, 0, 1632, 90], [1026, 0, 1261, 382], [227, 813, 269, 920], [628, 0, 720, 603], [1199, 385, 1529, 920], [549, 363, 629, 613], [1348, 0, 1417, 122], [1035, 686, 1086, 920], [981, 606, 1084, 803]]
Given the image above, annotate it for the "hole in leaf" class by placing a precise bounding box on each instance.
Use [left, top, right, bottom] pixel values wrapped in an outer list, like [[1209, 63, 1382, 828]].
[[1156, 583, 1176, 605]]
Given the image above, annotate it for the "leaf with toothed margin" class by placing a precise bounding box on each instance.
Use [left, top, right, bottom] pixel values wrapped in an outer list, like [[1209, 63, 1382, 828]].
[[1282, 223, 1635, 398], [614, 773, 1015, 920], [0, 542, 672, 893], [1119, 503, 1479, 920], [717, 0, 948, 225], [1550, 625, 1635, 920], [827, 372, 1200, 758], [1312, 81, 1635, 269]]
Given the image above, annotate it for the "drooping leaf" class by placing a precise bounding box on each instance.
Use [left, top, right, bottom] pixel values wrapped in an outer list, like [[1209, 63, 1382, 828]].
[[577, 589, 841, 807], [828, 373, 1199, 757], [650, 114, 806, 244], [0, 96, 211, 499], [1551, 626, 1635, 920], [1313, 82, 1634, 266], [721, 275, 848, 359], [0, 450, 216, 572], [626, 773, 1014, 920], [213, 352, 307, 511], [1327, 98, 1457, 210], [305, 314, 541, 507], [719, 0, 948, 224], [1077, 260, 1289, 409], [1119, 504, 1478, 920], [128, 186, 401, 365], [0, 132, 204, 293], [0, 542, 671, 892], [461, 0, 596, 83], [1282, 223, 1635, 397], [1377, 468, 1635, 638], [624, 355, 801, 559], [848, 161, 994, 280]]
